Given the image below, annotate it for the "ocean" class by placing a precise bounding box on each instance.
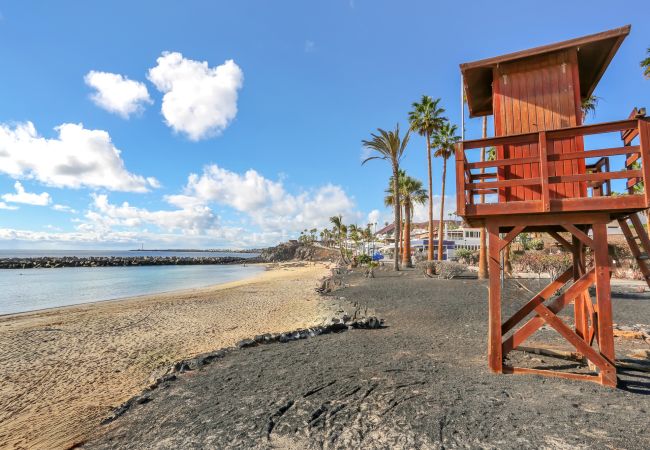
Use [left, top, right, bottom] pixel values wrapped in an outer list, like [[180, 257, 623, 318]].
[[0, 250, 264, 315]]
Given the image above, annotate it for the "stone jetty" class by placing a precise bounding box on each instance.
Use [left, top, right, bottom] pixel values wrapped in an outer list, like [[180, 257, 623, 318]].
[[0, 255, 258, 269]]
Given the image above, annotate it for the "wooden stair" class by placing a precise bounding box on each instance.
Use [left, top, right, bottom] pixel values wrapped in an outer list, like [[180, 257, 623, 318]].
[[618, 212, 650, 288]]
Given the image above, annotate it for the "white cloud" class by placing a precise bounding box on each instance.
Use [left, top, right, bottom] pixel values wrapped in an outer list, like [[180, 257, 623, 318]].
[[0, 121, 158, 192], [0, 163, 360, 249], [367, 209, 381, 226], [0, 201, 18, 210], [52, 204, 77, 214], [2, 181, 51, 206], [147, 52, 243, 141], [411, 195, 457, 223], [85, 70, 152, 118], [179, 164, 357, 232], [304, 40, 315, 53], [84, 193, 216, 235]]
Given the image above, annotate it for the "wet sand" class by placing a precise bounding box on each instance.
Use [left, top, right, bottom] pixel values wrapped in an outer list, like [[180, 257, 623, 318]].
[[0, 262, 332, 449]]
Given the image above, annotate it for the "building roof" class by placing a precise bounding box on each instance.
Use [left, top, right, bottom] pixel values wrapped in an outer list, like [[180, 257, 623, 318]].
[[375, 220, 461, 236], [461, 25, 630, 118]]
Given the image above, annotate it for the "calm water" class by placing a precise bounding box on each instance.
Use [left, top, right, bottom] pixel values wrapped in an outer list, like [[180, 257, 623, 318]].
[[0, 263, 265, 315]]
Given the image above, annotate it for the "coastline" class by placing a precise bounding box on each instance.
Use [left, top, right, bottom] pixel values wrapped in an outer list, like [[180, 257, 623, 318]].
[[0, 263, 267, 318], [0, 261, 333, 449]]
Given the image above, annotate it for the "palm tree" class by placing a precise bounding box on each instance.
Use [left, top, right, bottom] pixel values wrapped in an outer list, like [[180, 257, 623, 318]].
[[363, 224, 373, 255], [329, 215, 348, 261], [641, 47, 650, 79], [581, 95, 600, 122], [384, 171, 426, 267], [348, 224, 362, 255], [408, 96, 445, 265], [400, 176, 427, 267], [432, 121, 461, 261], [362, 124, 410, 271]]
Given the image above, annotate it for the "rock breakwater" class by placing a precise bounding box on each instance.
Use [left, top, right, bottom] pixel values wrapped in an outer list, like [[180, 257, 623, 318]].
[[0, 255, 258, 269]]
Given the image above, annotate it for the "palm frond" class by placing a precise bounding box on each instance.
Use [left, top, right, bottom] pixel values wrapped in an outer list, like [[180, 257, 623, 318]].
[[642, 48, 650, 79], [432, 120, 461, 160]]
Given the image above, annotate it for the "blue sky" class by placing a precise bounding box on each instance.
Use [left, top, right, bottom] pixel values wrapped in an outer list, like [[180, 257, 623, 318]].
[[0, 1, 648, 248]]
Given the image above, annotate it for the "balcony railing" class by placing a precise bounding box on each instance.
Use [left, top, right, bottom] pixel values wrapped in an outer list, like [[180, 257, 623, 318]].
[[455, 118, 650, 219]]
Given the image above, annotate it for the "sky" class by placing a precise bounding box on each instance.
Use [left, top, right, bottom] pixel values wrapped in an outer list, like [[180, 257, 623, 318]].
[[0, 1, 648, 249]]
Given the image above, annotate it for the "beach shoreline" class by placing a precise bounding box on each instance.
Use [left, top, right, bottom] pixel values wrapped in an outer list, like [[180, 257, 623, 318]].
[[0, 261, 334, 449], [0, 262, 268, 319]]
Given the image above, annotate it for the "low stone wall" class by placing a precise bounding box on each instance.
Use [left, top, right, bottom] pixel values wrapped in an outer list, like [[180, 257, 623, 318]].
[[0, 255, 258, 269]]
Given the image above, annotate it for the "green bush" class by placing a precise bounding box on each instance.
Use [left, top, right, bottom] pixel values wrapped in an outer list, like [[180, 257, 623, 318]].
[[455, 248, 478, 265], [357, 254, 372, 265]]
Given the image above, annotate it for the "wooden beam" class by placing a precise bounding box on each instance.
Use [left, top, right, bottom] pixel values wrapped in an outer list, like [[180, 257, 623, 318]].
[[464, 196, 645, 218], [548, 146, 639, 162], [467, 156, 539, 170], [548, 169, 641, 184], [502, 366, 602, 384], [573, 235, 588, 343], [503, 269, 596, 353], [629, 213, 650, 254], [487, 221, 503, 373], [460, 25, 630, 72], [462, 133, 538, 150], [549, 195, 645, 212], [547, 119, 638, 140], [467, 177, 541, 190], [539, 131, 550, 212], [499, 226, 525, 251], [533, 303, 614, 374], [639, 120, 650, 207], [455, 143, 466, 217], [562, 224, 595, 248], [501, 267, 573, 335], [592, 222, 617, 387], [548, 231, 574, 252]]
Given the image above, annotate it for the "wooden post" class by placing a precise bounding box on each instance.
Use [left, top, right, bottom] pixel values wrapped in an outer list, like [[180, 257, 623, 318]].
[[539, 131, 550, 212], [487, 221, 503, 373], [456, 143, 466, 217], [572, 233, 587, 342], [639, 120, 650, 207], [592, 222, 617, 387]]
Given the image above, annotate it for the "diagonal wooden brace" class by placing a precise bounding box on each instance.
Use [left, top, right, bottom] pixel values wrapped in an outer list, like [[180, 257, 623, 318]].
[[501, 267, 573, 335], [499, 226, 525, 251], [562, 224, 595, 249], [502, 268, 595, 354]]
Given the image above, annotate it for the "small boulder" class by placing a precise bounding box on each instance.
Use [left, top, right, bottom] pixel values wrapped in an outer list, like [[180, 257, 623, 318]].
[[236, 338, 257, 349]]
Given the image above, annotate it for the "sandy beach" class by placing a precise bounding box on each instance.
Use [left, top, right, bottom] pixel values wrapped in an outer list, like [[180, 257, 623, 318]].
[[87, 269, 650, 449], [0, 262, 332, 449]]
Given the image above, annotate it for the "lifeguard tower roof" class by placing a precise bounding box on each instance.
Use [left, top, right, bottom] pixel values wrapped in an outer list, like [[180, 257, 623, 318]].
[[461, 25, 630, 118]]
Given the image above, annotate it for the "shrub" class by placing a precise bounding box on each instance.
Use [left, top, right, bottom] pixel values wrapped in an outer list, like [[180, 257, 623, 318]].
[[435, 261, 467, 279], [515, 250, 571, 279], [357, 254, 372, 265], [416, 260, 467, 279], [454, 248, 478, 265]]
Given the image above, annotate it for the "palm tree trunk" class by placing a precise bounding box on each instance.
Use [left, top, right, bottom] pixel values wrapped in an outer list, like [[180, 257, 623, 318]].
[[426, 130, 434, 262], [402, 201, 412, 267], [437, 158, 448, 260], [392, 164, 401, 271], [478, 116, 488, 279]]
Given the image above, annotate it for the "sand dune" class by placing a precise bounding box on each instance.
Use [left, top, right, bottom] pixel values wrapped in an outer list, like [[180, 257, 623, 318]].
[[0, 262, 331, 449]]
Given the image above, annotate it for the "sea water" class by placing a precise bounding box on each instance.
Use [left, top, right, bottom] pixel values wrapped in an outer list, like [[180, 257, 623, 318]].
[[0, 255, 264, 315]]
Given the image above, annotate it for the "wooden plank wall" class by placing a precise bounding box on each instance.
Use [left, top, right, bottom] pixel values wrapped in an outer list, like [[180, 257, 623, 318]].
[[493, 50, 587, 201]]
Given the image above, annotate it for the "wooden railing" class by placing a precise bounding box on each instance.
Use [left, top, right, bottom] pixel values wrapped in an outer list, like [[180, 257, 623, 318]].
[[456, 118, 650, 217]]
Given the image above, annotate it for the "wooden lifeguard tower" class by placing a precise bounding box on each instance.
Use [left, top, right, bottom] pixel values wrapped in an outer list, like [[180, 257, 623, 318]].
[[456, 25, 650, 387]]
